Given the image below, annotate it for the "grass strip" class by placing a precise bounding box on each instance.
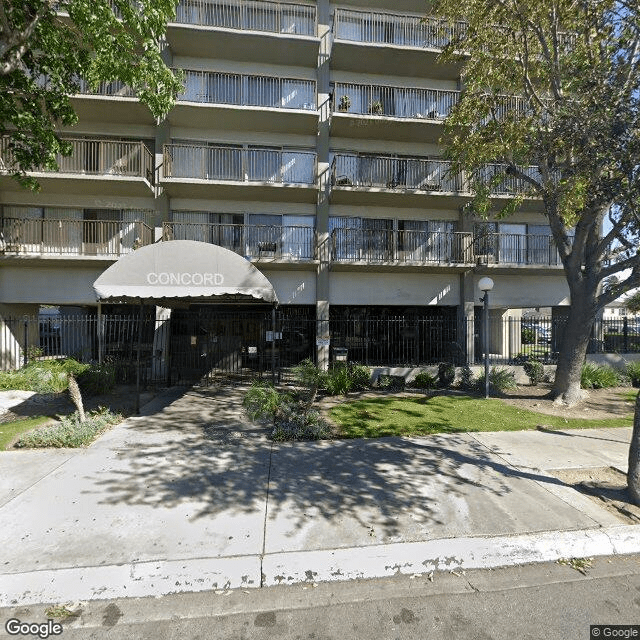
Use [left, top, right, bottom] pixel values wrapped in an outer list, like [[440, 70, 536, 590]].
[[329, 395, 633, 439], [0, 415, 54, 450]]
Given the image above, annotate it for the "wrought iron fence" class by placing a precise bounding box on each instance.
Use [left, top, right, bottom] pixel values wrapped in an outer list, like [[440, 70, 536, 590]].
[[179, 69, 316, 109], [333, 82, 459, 120], [164, 143, 316, 184], [162, 221, 316, 261], [174, 0, 316, 36], [1, 218, 153, 257]]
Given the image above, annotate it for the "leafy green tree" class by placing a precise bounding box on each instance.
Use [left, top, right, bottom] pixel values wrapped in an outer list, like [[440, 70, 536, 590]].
[[431, 0, 640, 406], [0, 0, 182, 189]]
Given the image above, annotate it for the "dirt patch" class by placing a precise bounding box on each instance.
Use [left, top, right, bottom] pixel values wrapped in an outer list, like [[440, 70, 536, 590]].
[[549, 466, 640, 525], [498, 384, 635, 421]]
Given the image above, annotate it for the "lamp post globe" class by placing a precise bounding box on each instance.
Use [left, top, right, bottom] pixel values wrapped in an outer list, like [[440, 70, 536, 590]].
[[478, 277, 494, 398]]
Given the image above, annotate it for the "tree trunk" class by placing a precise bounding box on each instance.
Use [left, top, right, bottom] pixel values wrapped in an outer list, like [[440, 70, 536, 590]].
[[629, 391, 640, 506], [67, 373, 86, 422], [550, 300, 595, 406]]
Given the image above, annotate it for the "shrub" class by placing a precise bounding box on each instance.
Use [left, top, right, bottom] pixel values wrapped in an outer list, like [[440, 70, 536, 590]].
[[324, 363, 371, 395], [521, 327, 536, 344], [459, 364, 474, 390], [409, 371, 438, 389], [271, 406, 333, 442], [626, 361, 640, 388], [242, 381, 290, 421], [438, 362, 456, 387], [476, 367, 517, 394], [523, 359, 544, 385], [377, 374, 406, 391], [580, 363, 622, 389], [77, 362, 117, 396], [14, 407, 121, 448]]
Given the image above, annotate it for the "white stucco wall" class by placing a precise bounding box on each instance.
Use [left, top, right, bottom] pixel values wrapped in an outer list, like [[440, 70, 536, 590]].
[[259, 270, 317, 305], [329, 272, 459, 306], [476, 274, 570, 308]]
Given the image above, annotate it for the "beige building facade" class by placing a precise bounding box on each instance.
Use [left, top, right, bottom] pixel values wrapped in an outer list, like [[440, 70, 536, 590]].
[[0, 0, 570, 372]]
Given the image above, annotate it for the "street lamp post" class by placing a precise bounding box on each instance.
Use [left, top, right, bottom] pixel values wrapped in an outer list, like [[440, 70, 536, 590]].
[[478, 277, 494, 399]]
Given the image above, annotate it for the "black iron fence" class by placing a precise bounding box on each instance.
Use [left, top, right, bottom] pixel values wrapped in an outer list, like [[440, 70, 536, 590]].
[[3, 313, 640, 383]]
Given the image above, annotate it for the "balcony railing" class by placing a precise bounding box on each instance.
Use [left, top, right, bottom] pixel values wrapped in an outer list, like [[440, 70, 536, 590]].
[[473, 232, 561, 266], [475, 163, 542, 196], [0, 217, 153, 257], [331, 154, 465, 192], [162, 221, 316, 260], [174, 0, 316, 36], [179, 70, 316, 110], [164, 144, 316, 185], [0, 137, 154, 183], [334, 8, 466, 49], [333, 83, 459, 120], [75, 78, 136, 98], [331, 228, 474, 265]]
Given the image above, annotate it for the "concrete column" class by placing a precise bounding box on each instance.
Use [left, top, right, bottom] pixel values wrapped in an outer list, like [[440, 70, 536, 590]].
[[154, 119, 172, 241], [152, 306, 172, 383], [459, 208, 476, 364], [315, 0, 331, 370], [0, 303, 40, 370]]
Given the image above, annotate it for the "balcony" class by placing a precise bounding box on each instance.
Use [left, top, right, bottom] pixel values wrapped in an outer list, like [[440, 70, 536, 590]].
[[332, 83, 459, 142], [331, 153, 465, 207], [168, 0, 319, 66], [0, 137, 155, 196], [0, 217, 154, 259], [71, 79, 155, 125], [331, 228, 473, 269], [332, 8, 464, 77], [473, 233, 562, 269], [171, 70, 317, 133], [162, 143, 317, 202], [162, 221, 316, 263]]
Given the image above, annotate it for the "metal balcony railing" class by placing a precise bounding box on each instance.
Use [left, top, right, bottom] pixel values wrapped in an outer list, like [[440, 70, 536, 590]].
[[75, 78, 136, 98], [0, 137, 154, 183], [174, 0, 316, 36], [0, 217, 153, 257], [162, 221, 316, 260], [179, 70, 316, 110], [475, 163, 542, 195], [331, 228, 474, 265], [473, 232, 561, 266], [164, 144, 316, 185], [333, 83, 459, 120], [334, 8, 466, 49], [331, 154, 465, 192]]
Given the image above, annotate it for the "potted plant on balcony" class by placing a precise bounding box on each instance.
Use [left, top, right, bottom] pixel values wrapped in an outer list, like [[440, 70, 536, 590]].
[[368, 100, 384, 115], [338, 95, 351, 112]]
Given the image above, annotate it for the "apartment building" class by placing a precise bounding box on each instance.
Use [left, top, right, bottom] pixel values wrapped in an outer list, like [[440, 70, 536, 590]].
[[0, 0, 571, 380]]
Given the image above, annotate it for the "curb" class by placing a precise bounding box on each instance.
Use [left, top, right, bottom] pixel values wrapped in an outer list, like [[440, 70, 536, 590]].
[[2, 525, 639, 607]]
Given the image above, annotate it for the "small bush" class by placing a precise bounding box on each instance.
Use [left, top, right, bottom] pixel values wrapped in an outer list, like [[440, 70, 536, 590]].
[[271, 406, 333, 442], [438, 362, 456, 387], [459, 364, 474, 390], [77, 362, 117, 396], [377, 374, 406, 391], [291, 358, 326, 392], [523, 359, 545, 385], [409, 372, 438, 389], [14, 407, 121, 448], [580, 363, 622, 389], [626, 361, 640, 388], [324, 363, 371, 395], [242, 381, 290, 421], [521, 327, 536, 344], [476, 367, 517, 394]]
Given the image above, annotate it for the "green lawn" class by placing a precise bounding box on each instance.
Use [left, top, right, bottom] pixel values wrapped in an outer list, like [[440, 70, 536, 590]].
[[0, 416, 54, 450], [329, 395, 633, 439]]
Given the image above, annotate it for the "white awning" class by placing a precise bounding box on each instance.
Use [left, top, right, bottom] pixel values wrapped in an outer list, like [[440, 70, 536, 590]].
[[93, 240, 278, 305]]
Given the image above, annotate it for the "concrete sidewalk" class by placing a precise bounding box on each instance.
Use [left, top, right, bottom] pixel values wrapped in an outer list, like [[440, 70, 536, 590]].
[[0, 386, 638, 606]]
